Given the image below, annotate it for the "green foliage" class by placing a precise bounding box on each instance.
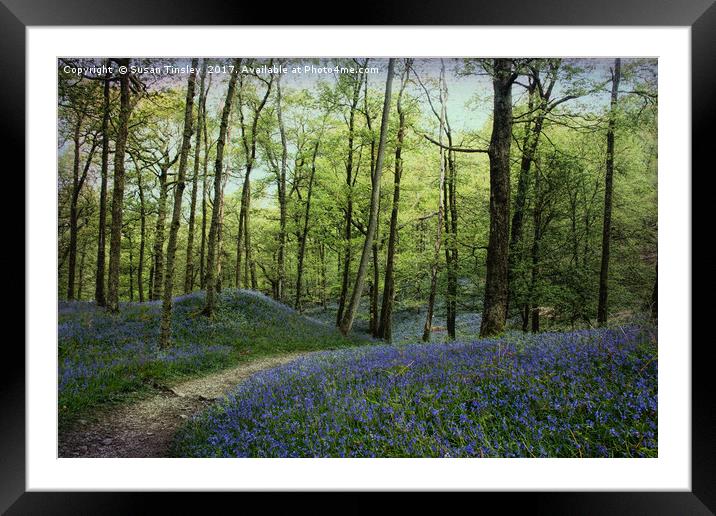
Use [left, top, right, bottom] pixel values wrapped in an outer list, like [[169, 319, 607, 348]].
[[58, 57, 657, 334]]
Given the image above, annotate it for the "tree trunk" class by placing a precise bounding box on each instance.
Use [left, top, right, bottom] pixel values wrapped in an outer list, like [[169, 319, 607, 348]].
[[651, 263, 658, 321], [479, 59, 515, 337], [216, 175, 227, 294], [77, 238, 87, 301], [184, 59, 207, 294], [378, 60, 411, 342], [597, 58, 621, 325], [276, 72, 288, 302], [151, 162, 170, 301], [203, 59, 240, 317], [199, 92, 210, 289], [529, 165, 543, 333], [95, 62, 111, 306], [363, 60, 381, 338], [236, 70, 273, 292], [107, 58, 131, 313], [507, 86, 535, 318], [295, 141, 319, 312], [137, 163, 146, 302], [370, 239, 379, 337], [66, 118, 82, 301], [445, 148, 458, 339], [339, 58, 395, 336], [127, 236, 134, 302], [422, 60, 448, 343], [336, 73, 364, 326], [148, 259, 154, 301], [159, 59, 198, 348], [319, 242, 327, 309]]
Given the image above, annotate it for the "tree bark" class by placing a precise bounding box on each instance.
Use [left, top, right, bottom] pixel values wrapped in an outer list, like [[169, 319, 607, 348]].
[[336, 72, 365, 326], [150, 158, 173, 301], [529, 164, 543, 333], [216, 174, 227, 293], [66, 118, 83, 301], [67, 123, 98, 300], [137, 164, 146, 302], [378, 61, 411, 342], [199, 84, 210, 289], [106, 58, 131, 313], [127, 235, 134, 302], [77, 238, 88, 301], [651, 263, 657, 321], [203, 59, 240, 317], [422, 60, 448, 342], [276, 72, 288, 302], [159, 59, 198, 348], [479, 59, 515, 337], [507, 62, 563, 318], [184, 59, 207, 294], [339, 58, 395, 336], [95, 62, 112, 306], [295, 140, 319, 312], [362, 60, 381, 337], [597, 58, 621, 325], [236, 70, 273, 291], [444, 147, 458, 339]]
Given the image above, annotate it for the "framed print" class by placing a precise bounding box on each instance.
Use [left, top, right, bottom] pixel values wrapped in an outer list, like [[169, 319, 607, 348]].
[[6, 0, 711, 513]]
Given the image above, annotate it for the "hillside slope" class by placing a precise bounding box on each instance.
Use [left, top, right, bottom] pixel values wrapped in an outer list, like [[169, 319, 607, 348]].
[[59, 289, 366, 425]]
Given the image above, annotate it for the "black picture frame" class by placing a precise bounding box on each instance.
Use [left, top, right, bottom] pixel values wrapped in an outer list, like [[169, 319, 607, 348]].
[[6, 0, 710, 512]]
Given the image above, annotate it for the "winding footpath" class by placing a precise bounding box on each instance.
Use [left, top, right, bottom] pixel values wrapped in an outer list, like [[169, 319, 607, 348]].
[[58, 353, 305, 458]]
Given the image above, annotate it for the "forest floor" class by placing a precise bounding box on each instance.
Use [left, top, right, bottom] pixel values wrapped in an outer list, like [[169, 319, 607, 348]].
[[58, 352, 306, 458]]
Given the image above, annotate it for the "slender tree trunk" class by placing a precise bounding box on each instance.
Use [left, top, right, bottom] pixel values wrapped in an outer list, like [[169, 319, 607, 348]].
[[184, 59, 207, 294], [67, 118, 82, 301], [339, 58, 395, 336], [336, 73, 364, 326], [529, 165, 543, 333], [378, 60, 411, 341], [444, 149, 458, 339], [651, 263, 658, 321], [151, 164, 170, 300], [597, 58, 621, 325], [236, 184, 245, 288], [148, 259, 154, 301], [216, 175, 227, 293], [295, 141, 319, 311], [246, 186, 257, 290], [422, 60, 448, 342], [128, 237, 134, 302], [362, 61, 381, 338], [521, 305, 530, 332], [203, 60, 240, 317], [236, 177, 249, 289], [77, 238, 87, 301], [479, 59, 515, 337], [159, 59, 198, 348], [370, 239, 379, 336], [68, 135, 98, 300], [107, 58, 131, 313], [199, 94, 209, 289], [319, 242, 327, 309], [137, 165, 146, 302], [276, 73, 288, 302], [95, 63, 111, 306], [236, 71, 273, 292]]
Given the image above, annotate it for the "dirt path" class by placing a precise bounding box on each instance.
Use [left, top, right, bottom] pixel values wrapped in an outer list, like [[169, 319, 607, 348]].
[[58, 353, 306, 458]]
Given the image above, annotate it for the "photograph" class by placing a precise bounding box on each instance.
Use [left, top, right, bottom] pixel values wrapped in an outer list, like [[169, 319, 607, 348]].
[[55, 56, 659, 459]]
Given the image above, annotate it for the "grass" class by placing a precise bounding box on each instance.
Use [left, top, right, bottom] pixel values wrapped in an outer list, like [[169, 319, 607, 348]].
[[58, 289, 368, 427], [172, 324, 657, 458]]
